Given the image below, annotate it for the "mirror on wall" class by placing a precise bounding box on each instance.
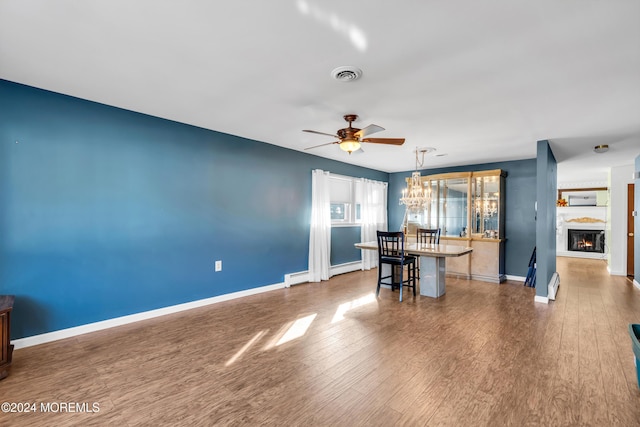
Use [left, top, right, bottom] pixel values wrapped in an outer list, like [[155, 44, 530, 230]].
[[557, 188, 608, 207], [403, 177, 469, 237], [440, 177, 468, 238]]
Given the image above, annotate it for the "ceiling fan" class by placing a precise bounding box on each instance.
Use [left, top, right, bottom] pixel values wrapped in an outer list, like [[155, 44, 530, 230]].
[[303, 114, 405, 154]]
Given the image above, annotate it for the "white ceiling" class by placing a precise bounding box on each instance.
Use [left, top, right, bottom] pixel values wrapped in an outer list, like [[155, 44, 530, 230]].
[[1, 1, 638, 183]]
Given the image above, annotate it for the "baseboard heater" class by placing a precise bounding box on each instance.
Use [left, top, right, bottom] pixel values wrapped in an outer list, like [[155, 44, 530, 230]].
[[548, 272, 560, 300], [284, 261, 363, 287]]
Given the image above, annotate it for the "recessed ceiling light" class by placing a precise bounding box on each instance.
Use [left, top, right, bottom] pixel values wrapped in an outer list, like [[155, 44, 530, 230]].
[[593, 144, 609, 153], [416, 147, 436, 154]]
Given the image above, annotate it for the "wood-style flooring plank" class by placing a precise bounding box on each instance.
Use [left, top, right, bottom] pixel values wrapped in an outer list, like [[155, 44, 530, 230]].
[[3, 257, 640, 426]]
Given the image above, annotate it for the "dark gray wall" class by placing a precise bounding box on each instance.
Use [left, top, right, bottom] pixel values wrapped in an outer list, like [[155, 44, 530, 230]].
[[389, 159, 537, 277], [535, 140, 557, 297]]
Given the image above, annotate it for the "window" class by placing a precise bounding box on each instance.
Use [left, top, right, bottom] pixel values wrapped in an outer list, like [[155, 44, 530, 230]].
[[329, 175, 361, 226], [330, 203, 349, 221]]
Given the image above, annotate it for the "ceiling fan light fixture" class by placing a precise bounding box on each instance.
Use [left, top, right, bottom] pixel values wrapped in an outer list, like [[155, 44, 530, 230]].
[[339, 139, 361, 154], [303, 113, 404, 154]]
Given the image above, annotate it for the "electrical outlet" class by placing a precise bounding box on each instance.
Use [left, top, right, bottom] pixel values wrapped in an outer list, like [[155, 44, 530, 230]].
[[215, 260, 222, 272]]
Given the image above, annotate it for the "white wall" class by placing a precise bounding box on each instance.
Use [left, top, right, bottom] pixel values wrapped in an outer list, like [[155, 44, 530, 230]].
[[608, 164, 635, 275]]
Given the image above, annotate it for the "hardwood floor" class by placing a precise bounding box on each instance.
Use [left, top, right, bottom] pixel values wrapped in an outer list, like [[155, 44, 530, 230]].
[[2, 257, 640, 426]]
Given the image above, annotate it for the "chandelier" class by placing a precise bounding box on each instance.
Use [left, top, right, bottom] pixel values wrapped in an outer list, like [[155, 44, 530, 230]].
[[399, 148, 433, 211], [484, 197, 498, 216]]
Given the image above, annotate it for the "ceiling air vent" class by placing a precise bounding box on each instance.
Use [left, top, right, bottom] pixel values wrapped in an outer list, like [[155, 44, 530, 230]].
[[331, 66, 363, 82]]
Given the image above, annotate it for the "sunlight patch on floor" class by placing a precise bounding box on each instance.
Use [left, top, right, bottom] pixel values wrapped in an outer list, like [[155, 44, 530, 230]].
[[224, 330, 267, 366], [275, 313, 317, 346], [331, 292, 377, 323]]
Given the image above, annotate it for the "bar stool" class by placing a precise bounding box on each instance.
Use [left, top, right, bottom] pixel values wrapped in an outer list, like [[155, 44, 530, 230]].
[[416, 228, 441, 245], [416, 228, 441, 276], [376, 231, 417, 302]]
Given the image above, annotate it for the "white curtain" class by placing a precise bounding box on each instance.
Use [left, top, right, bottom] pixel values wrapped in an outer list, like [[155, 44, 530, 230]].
[[308, 169, 332, 282], [360, 178, 388, 270]]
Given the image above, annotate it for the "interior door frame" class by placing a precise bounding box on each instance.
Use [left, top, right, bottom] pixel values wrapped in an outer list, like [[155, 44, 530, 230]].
[[628, 183, 635, 277]]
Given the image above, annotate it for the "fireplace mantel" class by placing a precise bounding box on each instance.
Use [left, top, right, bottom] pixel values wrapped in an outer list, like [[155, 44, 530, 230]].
[[557, 207, 607, 259], [566, 216, 605, 224]]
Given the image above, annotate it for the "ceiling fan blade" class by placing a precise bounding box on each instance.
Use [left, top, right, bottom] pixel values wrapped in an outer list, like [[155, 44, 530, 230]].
[[304, 141, 339, 150], [354, 124, 385, 138], [361, 138, 405, 145], [303, 129, 340, 138]]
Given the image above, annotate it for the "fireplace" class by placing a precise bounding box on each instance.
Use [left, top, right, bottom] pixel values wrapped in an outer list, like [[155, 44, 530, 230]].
[[567, 229, 604, 253]]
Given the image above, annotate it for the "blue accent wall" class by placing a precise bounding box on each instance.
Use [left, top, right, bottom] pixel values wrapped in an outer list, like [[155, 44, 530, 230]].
[[535, 140, 557, 297], [331, 226, 362, 265], [389, 159, 537, 277], [0, 79, 388, 339]]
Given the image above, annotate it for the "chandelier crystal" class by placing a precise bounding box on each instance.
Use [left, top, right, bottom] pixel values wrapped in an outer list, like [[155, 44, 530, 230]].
[[399, 148, 433, 211], [400, 171, 430, 211]]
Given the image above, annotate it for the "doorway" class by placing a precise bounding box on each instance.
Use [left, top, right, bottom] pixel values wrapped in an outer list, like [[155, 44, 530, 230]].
[[628, 183, 635, 277]]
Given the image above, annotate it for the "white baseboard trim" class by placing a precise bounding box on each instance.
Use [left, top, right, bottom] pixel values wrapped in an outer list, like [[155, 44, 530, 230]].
[[505, 275, 526, 282], [534, 295, 549, 304], [12, 282, 285, 350], [285, 261, 364, 287], [634, 279, 640, 290]]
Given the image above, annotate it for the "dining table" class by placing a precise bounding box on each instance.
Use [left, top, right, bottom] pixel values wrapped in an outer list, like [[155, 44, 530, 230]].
[[354, 241, 473, 298]]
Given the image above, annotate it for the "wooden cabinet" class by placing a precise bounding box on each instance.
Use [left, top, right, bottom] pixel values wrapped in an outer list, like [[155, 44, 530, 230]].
[[402, 169, 506, 283], [0, 295, 15, 380]]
